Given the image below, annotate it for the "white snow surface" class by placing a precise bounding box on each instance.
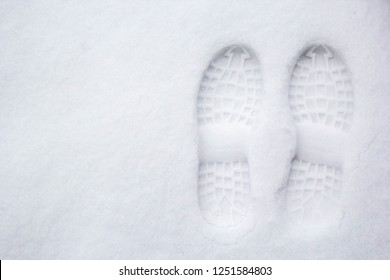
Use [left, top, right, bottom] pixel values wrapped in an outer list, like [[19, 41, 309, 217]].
[[1, 0, 390, 259]]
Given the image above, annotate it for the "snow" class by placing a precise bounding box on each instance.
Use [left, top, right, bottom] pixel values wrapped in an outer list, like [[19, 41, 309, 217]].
[[198, 124, 251, 162], [0, 0, 390, 259]]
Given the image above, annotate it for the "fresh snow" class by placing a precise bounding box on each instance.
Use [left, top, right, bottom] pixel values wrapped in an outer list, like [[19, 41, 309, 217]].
[[0, 0, 390, 259]]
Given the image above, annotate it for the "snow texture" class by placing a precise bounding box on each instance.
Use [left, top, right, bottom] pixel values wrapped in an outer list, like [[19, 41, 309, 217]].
[[0, 0, 390, 259]]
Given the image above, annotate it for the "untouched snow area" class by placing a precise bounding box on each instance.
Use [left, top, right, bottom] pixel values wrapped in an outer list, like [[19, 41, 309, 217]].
[[1, 0, 390, 259]]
